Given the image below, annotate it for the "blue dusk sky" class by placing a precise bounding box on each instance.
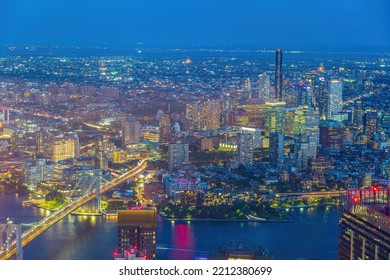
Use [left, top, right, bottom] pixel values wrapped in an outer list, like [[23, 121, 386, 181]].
[[0, 0, 389, 51]]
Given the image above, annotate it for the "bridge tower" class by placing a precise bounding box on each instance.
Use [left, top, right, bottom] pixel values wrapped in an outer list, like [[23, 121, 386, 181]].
[[15, 225, 23, 260], [0, 222, 22, 260], [77, 169, 102, 214]]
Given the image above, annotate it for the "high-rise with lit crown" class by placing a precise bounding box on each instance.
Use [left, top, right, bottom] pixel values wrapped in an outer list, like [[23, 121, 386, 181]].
[[339, 187, 390, 260], [275, 49, 283, 102], [117, 209, 157, 260]]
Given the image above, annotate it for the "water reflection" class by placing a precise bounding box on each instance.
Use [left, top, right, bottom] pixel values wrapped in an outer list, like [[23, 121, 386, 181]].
[[171, 223, 195, 259]]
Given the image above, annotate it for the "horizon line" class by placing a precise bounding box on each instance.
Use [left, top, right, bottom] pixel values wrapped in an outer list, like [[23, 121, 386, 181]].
[[1, 43, 390, 55]]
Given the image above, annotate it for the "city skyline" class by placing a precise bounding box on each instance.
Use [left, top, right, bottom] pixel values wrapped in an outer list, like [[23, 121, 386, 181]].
[[0, 1, 389, 262]]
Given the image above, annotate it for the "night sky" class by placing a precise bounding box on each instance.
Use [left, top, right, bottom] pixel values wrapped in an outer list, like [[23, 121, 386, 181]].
[[0, 0, 389, 51]]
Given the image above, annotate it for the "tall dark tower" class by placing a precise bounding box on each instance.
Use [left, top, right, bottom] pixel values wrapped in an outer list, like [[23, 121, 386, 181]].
[[275, 49, 283, 101]]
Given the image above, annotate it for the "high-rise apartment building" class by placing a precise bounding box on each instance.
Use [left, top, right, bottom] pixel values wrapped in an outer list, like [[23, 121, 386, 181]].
[[269, 132, 284, 164], [186, 102, 202, 131], [159, 114, 172, 144], [364, 111, 378, 140], [25, 158, 54, 186], [52, 134, 80, 162], [202, 100, 221, 130], [258, 73, 270, 102], [313, 76, 328, 119], [186, 100, 221, 131], [168, 142, 189, 171], [240, 127, 262, 149], [117, 209, 157, 260], [237, 131, 253, 165], [121, 116, 141, 147], [319, 120, 343, 148], [36, 130, 54, 158]]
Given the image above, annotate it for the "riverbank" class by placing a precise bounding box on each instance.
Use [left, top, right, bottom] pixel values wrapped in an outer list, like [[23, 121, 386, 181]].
[[24, 200, 104, 216], [158, 211, 290, 223], [277, 203, 338, 209], [22, 200, 56, 212]]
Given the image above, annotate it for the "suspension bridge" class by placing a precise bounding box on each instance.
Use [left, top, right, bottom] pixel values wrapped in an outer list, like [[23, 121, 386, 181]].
[[0, 159, 148, 260]]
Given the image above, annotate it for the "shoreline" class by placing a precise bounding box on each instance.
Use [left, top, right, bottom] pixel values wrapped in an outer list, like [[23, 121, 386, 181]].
[[22, 201, 56, 212], [25, 201, 103, 216], [277, 203, 338, 209], [158, 212, 291, 223]]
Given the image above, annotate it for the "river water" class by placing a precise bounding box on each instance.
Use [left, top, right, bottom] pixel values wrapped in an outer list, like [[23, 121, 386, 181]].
[[0, 194, 340, 260]]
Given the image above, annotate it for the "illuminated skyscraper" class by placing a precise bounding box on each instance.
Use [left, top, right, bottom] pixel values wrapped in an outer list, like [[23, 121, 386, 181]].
[[297, 84, 312, 107], [285, 108, 296, 136], [327, 80, 343, 119], [305, 109, 320, 144], [313, 76, 328, 119], [258, 73, 270, 102], [293, 106, 319, 169], [25, 158, 54, 186], [186, 100, 221, 131], [364, 111, 378, 140], [121, 116, 141, 147], [52, 134, 80, 162], [186, 102, 201, 131], [241, 127, 262, 148], [265, 102, 286, 136], [237, 131, 253, 165], [36, 130, 54, 158], [294, 106, 319, 142], [275, 49, 283, 101], [237, 104, 262, 128], [168, 142, 189, 171], [117, 209, 157, 260], [202, 100, 221, 130], [220, 97, 236, 128]]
